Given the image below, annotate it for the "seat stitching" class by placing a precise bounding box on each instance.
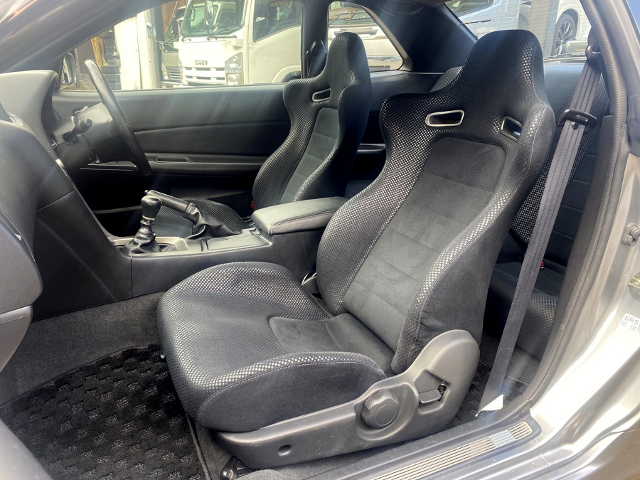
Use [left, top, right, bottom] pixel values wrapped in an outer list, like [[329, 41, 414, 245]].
[[351, 276, 411, 318], [269, 209, 341, 233], [400, 189, 490, 224], [549, 229, 576, 240], [313, 130, 338, 141], [569, 178, 591, 186], [302, 149, 327, 162], [558, 203, 584, 212], [387, 224, 454, 253], [366, 249, 431, 283], [425, 171, 497, 194]]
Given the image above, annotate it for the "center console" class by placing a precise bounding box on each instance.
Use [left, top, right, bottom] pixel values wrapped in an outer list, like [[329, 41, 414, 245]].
[[33, 178, 347, 319], [113, 196, 347, 297]]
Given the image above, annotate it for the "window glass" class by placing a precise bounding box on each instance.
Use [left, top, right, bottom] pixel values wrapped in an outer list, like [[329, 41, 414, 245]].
[[445, 0, 592, 61], [445, 0, 493, 16], [254, 0, 303, 41], [328, 2, 403, 72], [64, 0, 302, 91]]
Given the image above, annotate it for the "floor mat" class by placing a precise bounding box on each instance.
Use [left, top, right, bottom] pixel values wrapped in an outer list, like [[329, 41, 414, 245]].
[[448, 361, 528, 427], [0, 346, 206, 480]]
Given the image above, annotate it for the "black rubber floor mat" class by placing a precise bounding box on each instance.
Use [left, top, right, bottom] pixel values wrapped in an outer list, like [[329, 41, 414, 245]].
[[448, 361, 528, 427], [0, 346, 206, 480]]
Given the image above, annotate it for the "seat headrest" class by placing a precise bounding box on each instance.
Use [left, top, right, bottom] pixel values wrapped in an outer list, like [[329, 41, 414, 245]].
[[439, 30, 548, 121], [324, 32, 369, 80], [311, 32, 370, 106]]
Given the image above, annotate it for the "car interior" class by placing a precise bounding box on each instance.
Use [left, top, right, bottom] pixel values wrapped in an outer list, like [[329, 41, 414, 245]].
[[0, 0, 624, 478]]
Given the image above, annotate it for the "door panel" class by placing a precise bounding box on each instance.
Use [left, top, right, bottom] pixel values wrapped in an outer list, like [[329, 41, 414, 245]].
[[53, 84, 289, 129], [52, 84, 291, 235], [52, 71, 440, 235]]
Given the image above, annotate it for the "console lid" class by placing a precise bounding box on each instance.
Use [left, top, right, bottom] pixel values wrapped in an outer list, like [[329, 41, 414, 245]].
[[252, 197, 347, 235]]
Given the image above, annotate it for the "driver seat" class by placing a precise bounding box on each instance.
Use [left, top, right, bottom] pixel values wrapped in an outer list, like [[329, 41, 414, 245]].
[[158, 30, 555, 467], [153, 32, 372, 237]]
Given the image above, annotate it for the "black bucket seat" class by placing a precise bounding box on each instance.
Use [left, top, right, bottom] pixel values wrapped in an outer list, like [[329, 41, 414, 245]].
[[153, 32, 372, 237], [157, 30, 556, 467]]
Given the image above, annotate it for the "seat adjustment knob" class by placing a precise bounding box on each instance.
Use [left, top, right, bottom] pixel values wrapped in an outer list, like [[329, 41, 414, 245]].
[[361, 389, 399, 429]]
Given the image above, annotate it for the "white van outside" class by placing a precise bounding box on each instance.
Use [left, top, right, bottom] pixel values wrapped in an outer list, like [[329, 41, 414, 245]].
[[177, 0, 403, 86], [178, 0, 303, 86]]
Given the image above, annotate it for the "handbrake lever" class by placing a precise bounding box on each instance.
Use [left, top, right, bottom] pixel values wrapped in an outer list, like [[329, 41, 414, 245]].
[[145, 190, 242, 238]]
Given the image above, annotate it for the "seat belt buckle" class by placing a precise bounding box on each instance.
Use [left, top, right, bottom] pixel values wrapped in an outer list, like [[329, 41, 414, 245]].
[[557, 108, 598, 133]]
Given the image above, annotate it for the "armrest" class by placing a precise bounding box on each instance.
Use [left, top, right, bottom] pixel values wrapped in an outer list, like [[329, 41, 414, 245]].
[[252, 197, 347, 235]]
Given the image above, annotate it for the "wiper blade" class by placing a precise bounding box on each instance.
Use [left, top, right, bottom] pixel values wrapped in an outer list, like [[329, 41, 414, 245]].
[[206, 32, 238, 38], [213, 26, 240, 34]]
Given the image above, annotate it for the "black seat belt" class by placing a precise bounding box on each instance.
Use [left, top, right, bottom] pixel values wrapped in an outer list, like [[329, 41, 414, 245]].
[[479, 35, 604, 412]]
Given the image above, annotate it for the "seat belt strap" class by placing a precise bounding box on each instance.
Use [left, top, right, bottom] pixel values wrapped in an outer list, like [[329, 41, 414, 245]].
[[478, 40, 603, 412]]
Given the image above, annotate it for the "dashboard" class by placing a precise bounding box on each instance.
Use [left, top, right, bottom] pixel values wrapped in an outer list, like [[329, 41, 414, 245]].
[[0, 71, 60, 160]]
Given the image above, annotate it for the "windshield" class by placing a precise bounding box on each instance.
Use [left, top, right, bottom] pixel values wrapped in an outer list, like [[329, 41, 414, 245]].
[[163, 7, 185, 51], [182, 0, 243, 36], [445, 0, 592, 61]]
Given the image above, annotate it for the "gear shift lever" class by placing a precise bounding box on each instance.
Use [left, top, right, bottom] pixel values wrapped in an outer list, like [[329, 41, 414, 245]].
[[124, 196, 162, 255]]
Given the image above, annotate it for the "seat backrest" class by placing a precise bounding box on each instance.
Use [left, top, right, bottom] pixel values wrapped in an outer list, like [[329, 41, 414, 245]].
[[251, 32, 371, 209], [434, 64, 610, 272], [316, 30, 556, 374]]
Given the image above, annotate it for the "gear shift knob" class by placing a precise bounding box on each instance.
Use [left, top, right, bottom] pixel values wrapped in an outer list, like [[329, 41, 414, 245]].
[[124, 195, 162, 255], [141, 195, 162, 221]]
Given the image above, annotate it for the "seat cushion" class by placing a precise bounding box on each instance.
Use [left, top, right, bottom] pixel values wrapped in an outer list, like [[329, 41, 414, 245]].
[[485, 261, 562, 360], [158, 262, 388, 432], [153, 198, 247, 238]]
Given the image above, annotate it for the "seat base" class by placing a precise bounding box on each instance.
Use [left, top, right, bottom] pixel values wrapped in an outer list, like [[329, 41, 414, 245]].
[[216, 330, 479, 469]]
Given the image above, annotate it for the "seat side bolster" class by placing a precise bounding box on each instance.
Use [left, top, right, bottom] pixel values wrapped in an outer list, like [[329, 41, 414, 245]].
[[196, 352, 386, 432]]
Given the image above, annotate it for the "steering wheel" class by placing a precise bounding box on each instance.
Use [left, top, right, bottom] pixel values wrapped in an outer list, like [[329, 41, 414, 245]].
[[84, 60, 151, 176]]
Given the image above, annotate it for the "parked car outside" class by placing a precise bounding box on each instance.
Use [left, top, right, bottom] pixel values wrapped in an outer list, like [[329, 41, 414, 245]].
[[447, 0, 590, 55]]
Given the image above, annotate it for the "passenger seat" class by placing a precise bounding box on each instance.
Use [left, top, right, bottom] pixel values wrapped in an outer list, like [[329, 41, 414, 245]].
[[157, 30, 556, 467]]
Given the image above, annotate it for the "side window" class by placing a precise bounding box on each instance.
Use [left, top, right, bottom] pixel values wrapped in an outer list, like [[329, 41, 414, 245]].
[[254, 0, 302, 41], [445, 0, 493, 16], [63, 0, 303, 91], [327, 2, 403, 71], [446, 0, 593, 59]]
